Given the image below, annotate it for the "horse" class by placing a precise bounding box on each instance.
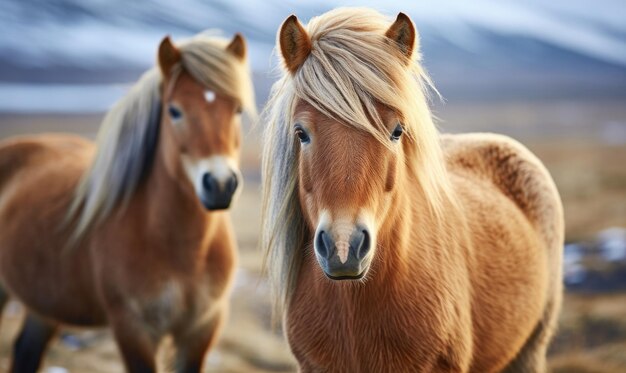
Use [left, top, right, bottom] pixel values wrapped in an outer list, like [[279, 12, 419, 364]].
[[0, 31, 255, 373], [261, 8, 563, 373]]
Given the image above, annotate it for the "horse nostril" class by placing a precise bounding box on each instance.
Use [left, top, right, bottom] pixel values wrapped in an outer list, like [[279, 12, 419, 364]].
[[226, 173, 239, 194], [351, 229, 370, 260], [316, 230, 334, 259], [202, 173, 215, 192]]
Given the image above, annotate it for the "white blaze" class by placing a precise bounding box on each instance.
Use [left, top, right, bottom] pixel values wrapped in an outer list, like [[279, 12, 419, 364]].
[[332, 218, 354, 264], [204, 90, 216, 103]]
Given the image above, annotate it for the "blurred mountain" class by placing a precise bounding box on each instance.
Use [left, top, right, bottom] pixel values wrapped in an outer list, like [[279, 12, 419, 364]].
[[0, 0, 625, 108]]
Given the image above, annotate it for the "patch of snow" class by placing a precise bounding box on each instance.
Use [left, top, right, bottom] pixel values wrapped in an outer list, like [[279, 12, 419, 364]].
[[597, 227, 626, 262]]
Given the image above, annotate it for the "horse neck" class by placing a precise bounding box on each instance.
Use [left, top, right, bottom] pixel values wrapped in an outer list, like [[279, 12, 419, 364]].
[[350, 164, 451, 294], [136, 125, 209, 244], [369, 177, 417, 285]]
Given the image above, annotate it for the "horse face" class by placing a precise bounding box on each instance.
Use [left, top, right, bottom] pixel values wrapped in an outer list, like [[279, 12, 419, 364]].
[[166, 73, 242, 210], [159, 36, 245, 211], [294, 101, 404, 280]]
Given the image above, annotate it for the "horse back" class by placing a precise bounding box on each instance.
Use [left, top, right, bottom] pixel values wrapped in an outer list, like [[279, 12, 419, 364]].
[[0, 134, 93, 189], [442, 133, 563, 252]]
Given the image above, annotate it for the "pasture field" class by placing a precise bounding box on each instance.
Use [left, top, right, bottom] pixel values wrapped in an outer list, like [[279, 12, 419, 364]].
[[0, 97, 624, 371]]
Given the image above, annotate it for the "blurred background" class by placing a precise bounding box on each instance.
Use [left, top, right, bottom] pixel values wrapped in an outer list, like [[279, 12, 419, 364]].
[[0, 0, 625, 372]]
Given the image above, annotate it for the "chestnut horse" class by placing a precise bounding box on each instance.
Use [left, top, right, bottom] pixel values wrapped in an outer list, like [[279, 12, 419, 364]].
[[261, 8, 563, 373], [0, 32, 255, 372]]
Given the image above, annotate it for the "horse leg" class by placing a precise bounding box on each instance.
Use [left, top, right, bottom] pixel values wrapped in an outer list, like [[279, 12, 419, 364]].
[[502, 297, 560, 373], [0, 284, 9, 327], [110, 314, 159, 373], [173, 312, 224, 373], [10, 312, 57, 373]]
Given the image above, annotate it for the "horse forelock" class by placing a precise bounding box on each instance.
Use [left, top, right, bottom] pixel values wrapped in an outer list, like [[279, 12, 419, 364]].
[[178, 33, 256, 118], [295, 8, 427, 145]]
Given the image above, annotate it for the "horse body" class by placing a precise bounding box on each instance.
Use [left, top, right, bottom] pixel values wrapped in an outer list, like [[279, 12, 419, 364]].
[[262, 8, 563, 372], [0, 135, 106, 325], [444, 133, 563, 372], [0, 132, 235, 321], [0, 32, 254, 373], [90, 144, 237, 336]]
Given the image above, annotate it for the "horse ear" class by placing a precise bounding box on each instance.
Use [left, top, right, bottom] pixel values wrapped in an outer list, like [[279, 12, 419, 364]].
[[385, 13, 417, 61], [158, 36, 181, 76], [278, 15, 311, 74], [226, 33, 247, 61]]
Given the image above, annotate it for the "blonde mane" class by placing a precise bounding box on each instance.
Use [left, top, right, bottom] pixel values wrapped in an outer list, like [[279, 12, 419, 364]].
[[261, 8, 455, 316], [68, 33, 256, 243]]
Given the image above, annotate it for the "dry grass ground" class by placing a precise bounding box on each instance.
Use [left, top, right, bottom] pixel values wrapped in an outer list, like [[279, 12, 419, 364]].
[[0, 98, 624, 371], [549, 294, 626, 373]]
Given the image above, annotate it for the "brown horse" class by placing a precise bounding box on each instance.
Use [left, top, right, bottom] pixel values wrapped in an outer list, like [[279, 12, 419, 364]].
[[261, 8, 563, 373], [0, 32, 255, 372]]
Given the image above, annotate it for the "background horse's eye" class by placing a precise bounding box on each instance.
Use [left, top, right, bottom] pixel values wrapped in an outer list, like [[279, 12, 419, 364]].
[[294, 124, 310, 144], [168, 105, 182, 121], [391, 123, 403, 141]]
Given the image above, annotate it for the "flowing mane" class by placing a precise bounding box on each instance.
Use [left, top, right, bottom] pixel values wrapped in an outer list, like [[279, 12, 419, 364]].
[[261, 8, 455, 316], [69, 33, 256, 243]]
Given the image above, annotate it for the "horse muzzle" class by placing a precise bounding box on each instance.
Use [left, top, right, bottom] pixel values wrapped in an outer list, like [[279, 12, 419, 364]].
[[182, 155, 242, 211], [200, 171, 239, 210], [314, 224, 371, 280]]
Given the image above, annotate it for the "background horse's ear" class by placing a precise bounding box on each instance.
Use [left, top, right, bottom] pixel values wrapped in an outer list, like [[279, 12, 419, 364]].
[[385, 13, 417, 62], [158, 36, 181, 76], [278, 15, 311, 74], [226, 33, 247, 61]]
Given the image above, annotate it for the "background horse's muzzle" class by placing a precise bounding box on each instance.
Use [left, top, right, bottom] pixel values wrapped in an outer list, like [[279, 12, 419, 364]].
[[201, 171, 239, 210]]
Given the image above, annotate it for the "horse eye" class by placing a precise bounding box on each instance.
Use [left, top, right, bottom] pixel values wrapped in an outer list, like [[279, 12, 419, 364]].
[[168, 105, 182, 121], [294, 124, 310, 144], [391, 123, 403, 141]]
